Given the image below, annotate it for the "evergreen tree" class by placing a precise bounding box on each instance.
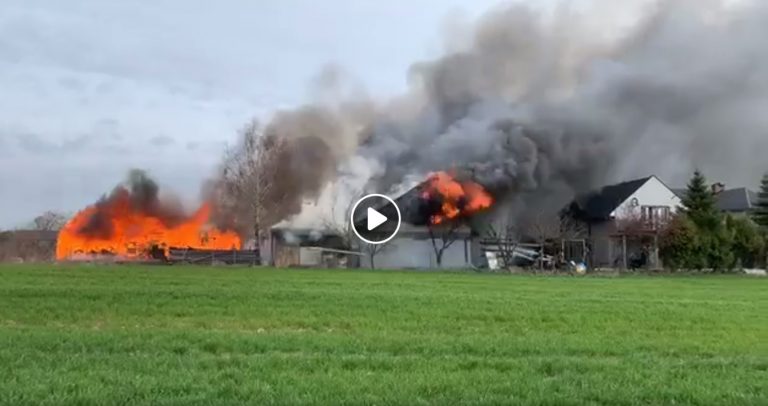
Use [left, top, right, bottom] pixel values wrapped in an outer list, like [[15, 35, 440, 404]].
[[751, 173, 768, 228], [681, 170, 721, 231]]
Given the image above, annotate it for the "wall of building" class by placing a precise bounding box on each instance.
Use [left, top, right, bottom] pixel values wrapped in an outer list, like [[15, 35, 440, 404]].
[[589, 177, 677, 268], [611, 176, 681, 219], [588, 221, 617, 268], [362, 236, 472, 269]]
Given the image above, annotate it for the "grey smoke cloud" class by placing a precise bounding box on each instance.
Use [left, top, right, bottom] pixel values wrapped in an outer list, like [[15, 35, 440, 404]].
[[269, 0, 768, 224]]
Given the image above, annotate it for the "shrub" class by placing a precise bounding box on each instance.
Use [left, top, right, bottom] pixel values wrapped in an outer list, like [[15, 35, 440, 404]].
[[659, 216, 699, 270], [725, 215, 764, 269]]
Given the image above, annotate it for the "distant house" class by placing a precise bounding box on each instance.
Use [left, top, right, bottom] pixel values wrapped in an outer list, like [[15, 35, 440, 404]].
[[565, 176, 681, 269], [673, 185, 758, 216]]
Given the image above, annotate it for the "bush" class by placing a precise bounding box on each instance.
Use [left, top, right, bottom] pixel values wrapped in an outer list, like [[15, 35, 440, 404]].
[[704, 226, 735, 272], [662, 171, 762, 272], [659, 216, 699, 270], [725, 215, 764, 269], [660, 214, 766, 272]]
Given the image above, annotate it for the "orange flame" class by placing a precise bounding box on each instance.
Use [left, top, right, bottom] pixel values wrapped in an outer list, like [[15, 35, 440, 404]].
[[421, 171, 494, 225], [56, 200, 241, 261]]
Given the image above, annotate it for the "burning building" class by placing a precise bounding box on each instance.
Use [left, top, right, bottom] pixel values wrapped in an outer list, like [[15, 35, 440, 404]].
[[215, 0, 768, 262], [56, 170, 242, 261], [351, 171, 494, 269], [55, 1, 768, 269]]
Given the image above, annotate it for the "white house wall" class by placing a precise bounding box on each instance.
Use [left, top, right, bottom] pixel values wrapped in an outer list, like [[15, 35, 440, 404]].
[[363, 237, 471, 269], [611, 177, 681, 219], [589, 176, 680, 268]]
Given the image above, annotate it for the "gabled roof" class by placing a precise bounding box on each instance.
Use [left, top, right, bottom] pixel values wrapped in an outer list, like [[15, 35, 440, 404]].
[[716, 188, 757, 212], [353, 183, 434, 228], [672, 187, 758, 213], [569, 176, 653, 220]]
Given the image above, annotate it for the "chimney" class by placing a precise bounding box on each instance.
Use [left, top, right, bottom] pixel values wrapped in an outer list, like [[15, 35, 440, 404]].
[[711, 182, 725, 195]]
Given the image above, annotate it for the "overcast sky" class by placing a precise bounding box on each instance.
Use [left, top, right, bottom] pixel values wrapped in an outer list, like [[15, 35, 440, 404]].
[[2, 0, 536, 228]]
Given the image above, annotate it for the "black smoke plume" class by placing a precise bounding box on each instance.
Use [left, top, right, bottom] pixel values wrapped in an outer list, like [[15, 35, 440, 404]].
[[78, 170, 186, 238], [227, 0, 768, 227]]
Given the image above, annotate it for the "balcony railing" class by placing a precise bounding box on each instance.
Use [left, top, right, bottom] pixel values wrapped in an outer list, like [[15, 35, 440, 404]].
[[615, 217, 671, 233]]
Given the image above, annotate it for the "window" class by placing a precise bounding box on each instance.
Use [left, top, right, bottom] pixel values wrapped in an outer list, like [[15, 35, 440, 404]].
[[641, 206, 671, 229]]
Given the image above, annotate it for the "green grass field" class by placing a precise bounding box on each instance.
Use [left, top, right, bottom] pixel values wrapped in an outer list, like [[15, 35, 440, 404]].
[[0, 265, 766, 405]]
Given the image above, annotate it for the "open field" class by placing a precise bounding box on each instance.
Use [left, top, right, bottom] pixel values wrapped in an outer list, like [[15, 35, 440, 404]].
[[0, 265, 766, 405]]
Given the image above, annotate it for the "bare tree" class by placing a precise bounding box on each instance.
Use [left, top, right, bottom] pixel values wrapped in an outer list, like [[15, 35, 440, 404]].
[[615, 206, 647, 235], [524, 209, 586, 245], [523, 210, 559, 253], [614, 206, 665, 269], [322, 187, 388, 269], [31, 211, 69, 231], [560, 215, 587, 241], [359, 242, 388, 269], [321, 185, 361, 249], [427, 221, 463, 268], [485, 220, 520, 270], [216, 119, 290, 245], [521, 208, 587, 269]]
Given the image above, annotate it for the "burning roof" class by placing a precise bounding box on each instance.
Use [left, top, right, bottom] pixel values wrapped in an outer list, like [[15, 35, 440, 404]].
[[358, 171, 494, 228], [56, 170, 241, 261]]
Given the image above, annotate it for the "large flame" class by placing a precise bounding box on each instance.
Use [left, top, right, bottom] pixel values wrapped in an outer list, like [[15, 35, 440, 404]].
[[420, 171, 494, 225], [56, 191, 241, 261]]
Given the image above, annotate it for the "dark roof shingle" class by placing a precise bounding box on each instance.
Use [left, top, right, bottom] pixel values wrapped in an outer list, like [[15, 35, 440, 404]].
[[673, 187, 757, 212], [570, 177, 653, 220], [716, 188, 757, 212]]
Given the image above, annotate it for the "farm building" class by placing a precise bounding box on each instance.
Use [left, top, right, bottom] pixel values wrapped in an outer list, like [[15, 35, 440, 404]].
[[350, 181, 485, 270], [265, 226, 352, 268], [354, 223, 480, 269]]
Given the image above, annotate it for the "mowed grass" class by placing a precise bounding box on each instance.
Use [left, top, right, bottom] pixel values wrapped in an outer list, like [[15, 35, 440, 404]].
[[0, 265, 766, 406]]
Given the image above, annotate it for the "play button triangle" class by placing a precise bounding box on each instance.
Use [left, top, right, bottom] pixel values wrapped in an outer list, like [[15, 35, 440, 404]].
[[367, 207, 388, 231]]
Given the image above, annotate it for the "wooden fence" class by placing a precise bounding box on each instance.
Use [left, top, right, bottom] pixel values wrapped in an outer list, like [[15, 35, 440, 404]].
[[167, 248, 260, 265]]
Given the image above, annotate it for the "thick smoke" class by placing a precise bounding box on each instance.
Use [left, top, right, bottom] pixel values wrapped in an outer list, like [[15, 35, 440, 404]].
[[255, 0, 768, 226], [78, 169, 186, 238]]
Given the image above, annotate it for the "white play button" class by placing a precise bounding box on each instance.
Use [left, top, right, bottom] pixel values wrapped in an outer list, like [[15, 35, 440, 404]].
[[350, 194, 401, 245], [367, 207, 388, 231]]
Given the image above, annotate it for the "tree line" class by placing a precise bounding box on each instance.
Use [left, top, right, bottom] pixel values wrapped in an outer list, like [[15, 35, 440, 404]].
[[660, 170, 768, 271]]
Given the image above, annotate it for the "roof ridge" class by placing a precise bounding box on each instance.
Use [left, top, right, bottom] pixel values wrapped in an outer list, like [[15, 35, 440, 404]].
[[607, 175, 653, 188]]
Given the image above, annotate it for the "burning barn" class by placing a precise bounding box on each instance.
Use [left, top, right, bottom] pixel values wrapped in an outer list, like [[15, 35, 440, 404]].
[[56, 170, 243, 263], [353, 171, 492, 269]]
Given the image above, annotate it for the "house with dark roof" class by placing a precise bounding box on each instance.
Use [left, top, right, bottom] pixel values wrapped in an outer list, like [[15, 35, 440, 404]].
[[673, 186, 758, 215], [565, 176, 681, 269]]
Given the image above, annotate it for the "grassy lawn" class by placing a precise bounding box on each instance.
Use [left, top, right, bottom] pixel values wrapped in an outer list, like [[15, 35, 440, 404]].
[[0, 265, 766, 405]]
